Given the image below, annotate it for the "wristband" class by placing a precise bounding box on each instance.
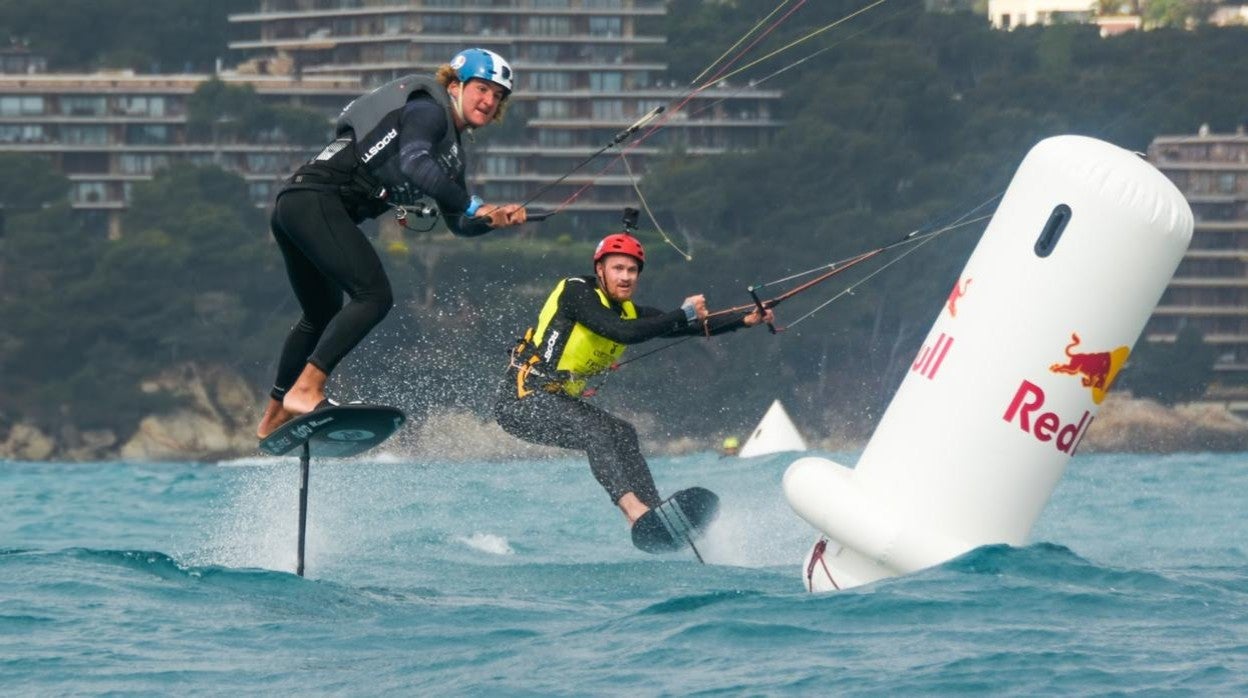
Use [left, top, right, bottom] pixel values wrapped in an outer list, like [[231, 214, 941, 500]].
[[466, 195, 483, 216], [681, 301, 697, 323]]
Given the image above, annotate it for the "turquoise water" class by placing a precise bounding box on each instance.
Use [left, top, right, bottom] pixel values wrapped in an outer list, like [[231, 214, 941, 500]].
[[3, 450, 1247, 694]]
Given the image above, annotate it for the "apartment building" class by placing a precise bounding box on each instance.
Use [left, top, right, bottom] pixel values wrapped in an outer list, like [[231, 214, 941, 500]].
[[227, 0, 784, 225], [1147, 127, 1248, 399], [1, 3, 781, 237], [0, 68, 359, 238]]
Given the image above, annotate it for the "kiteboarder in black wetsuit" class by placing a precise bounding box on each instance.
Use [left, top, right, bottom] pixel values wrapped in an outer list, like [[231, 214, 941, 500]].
[[494, 214, 774, 525], [257, 49, 527, 439]]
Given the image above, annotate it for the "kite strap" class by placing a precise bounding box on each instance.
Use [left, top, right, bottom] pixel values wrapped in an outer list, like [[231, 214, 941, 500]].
[[804, 538, 840, 592]]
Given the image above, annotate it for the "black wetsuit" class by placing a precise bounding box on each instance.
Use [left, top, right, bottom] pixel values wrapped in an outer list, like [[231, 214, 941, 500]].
[[493, 275, 752, 506], [268, 93, 491, 401]]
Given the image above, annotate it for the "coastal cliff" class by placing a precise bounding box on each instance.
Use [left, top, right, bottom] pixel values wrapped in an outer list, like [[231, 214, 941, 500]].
[[1, 364, 1245, 462]]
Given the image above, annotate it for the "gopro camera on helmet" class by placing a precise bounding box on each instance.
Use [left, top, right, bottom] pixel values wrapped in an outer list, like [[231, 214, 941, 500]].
[[621, 207, 640, 233]]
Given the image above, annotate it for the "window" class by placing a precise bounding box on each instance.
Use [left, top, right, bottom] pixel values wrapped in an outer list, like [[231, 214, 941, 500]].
[[63, 125, 111, 145], [538, 130, 573, 147], [72, 181, 108, 204], [424, 15, 463, 32], [528, 44, 561, 62], [1218, 173, 1237, 194], [119, 153, 171, 175], [592, 100, 624, 120], [125, 124, 170, 144], [62, 152, 110, 173], [529, 72, 571, 91], [588, 17, 622, 37], [61, 96, 107, 116], [537, 99, 571, 118], [0, 95, 44, 115], [483, 156, 518, 175], [589, 72, 622, 92], [529, 16, 570, 35], [116, 95, 166, 117], [0, 124, 44, 142], [245, 153, 281, 172], [384, 43, 409, 62], [638, 99, 665, 115], [480, 182, 525, 199]]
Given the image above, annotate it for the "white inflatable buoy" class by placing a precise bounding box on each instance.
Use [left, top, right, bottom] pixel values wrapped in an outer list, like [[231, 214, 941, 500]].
[[739, 399, 808, 458], [784, 135, 1193, 592]]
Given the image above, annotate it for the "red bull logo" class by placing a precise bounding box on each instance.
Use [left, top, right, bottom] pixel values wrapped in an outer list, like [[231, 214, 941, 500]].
[[1048, 332, 1129, 405], [946, 277, 972, 317]]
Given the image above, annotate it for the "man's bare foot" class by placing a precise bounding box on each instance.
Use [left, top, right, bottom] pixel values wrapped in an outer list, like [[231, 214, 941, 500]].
[[256, 398, 297, 439], [280, 363, 329, 416], [617, 492, 651, 526], [281, 387, 324, 416]]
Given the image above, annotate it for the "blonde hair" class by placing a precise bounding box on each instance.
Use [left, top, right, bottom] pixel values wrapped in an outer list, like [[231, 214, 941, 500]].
[[435, 64, 508, 124]]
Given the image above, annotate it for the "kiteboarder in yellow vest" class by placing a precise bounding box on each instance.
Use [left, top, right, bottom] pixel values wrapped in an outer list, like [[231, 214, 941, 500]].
[[494, 222, 772, 525]]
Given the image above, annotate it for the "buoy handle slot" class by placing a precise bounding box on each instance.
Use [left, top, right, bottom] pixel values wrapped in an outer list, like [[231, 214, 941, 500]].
[[1034, 204, 1072, 258]]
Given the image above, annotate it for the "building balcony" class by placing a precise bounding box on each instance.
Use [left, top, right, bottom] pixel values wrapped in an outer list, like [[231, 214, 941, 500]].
[[1165, 277, 1248, 288], [1153, 304, 1248, 314], [1193, 220, 1248, 232], [1184, 193, 1244, 203], [299, 61, 669, 76], [1156, 161, 1248, 171], [230, 4, 665, 23], [70, 200, 126, 210], [230, 32, 666, 52], [1, 142, 316, 153], [1183, 249, 1248, 259], [0, 72, 361, 95], [510, 87, 782, 100], [478, 144, 740, 156], [0, 115, 185, 124], [67, 171, 288, 182], [1145, 332, 1248, 345], [475, 173, 637, 186], [526, 116, 782, 129]]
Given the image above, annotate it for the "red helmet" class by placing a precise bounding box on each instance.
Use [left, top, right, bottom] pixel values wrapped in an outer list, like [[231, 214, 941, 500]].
[[593, 233, 645, 271]]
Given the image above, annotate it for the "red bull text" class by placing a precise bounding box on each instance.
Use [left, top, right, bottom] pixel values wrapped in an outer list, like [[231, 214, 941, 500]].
[[1003, 379, 1092, 454], [912, 332, 954, 380]]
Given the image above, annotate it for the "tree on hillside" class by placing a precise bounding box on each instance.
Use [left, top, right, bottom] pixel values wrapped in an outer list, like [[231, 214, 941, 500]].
[[0, 153, 68, 214], [1119, 324, 1217, 405], [0, 163, 286, 432], [187, 79, 331, 145]]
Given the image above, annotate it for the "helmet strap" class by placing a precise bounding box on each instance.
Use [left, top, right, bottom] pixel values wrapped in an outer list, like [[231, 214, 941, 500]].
[[448, 81, 472, 135]]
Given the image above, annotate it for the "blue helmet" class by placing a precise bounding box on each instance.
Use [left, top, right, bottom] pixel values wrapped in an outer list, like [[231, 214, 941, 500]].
[[450, 48, 513, 94]]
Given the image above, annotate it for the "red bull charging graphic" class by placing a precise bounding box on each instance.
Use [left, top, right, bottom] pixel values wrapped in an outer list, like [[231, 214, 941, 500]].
[[1048, 332, 1129, 405]]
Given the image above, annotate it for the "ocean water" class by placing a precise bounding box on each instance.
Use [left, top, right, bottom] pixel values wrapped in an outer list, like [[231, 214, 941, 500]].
[[2, 449, 1247, 695]]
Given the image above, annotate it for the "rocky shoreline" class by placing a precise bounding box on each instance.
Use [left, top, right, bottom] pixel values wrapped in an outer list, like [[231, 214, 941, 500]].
[[2, 363, 1246, 462]]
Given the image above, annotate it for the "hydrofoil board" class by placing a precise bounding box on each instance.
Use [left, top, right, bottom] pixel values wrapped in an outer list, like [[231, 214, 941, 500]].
[[631, 487, 720, 554], [258, 403, 405, 458]]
